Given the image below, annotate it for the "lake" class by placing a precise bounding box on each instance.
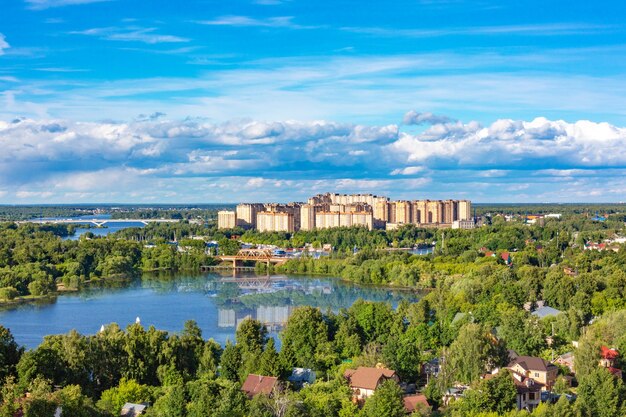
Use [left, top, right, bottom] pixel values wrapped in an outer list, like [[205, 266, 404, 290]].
[[0, 272, 420, 349]]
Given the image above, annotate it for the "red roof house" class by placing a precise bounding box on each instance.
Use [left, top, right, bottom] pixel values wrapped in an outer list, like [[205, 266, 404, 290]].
[[241, 374, 279, 398]]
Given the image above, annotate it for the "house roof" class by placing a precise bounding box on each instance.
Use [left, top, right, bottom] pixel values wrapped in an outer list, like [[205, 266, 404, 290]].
[[601, 346, 620, 360], [343, 367, 396, 390], [510, 371, 544, 394], [532, 306, 562, 319], [556, 352, 575, 365], [241, 374, 279, 397], [403, 394, 430, 413], [509, 356, 557, 373]]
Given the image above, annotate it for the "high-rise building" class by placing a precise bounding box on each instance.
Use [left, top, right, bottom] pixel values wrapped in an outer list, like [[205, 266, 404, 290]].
[[256, 212, 295, 232], [236, 203, 264, 229], [442, 200, 458, 224], [458, 200, 472, 221], [395, 200, 412, 224], [315, 211, 373, 230], [217, 210, 236, 229], [300, 204, 318, 230], [374, 200, 389, 222]]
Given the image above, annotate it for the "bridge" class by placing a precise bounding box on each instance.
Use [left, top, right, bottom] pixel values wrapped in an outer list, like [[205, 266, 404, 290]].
[[17, 218, 181, 227], [217, 248, 289, 268]]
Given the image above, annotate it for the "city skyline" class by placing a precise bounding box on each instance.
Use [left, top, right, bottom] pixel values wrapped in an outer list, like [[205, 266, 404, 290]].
[[2, 1, 626, 203]]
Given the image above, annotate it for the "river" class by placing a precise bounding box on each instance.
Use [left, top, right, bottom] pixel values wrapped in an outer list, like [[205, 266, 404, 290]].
[[0, 272, 420, 349]]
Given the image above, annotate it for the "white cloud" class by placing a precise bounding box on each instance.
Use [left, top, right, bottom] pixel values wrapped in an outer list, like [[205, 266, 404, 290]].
[[0, 34, 10, 56], [390, 166, 425, 175], [71, 27, 189, 44], [342, 23, 614, 38], [196, 15, 317, 29], [403, 111, 455, 125], [25, 0, 111, 10]]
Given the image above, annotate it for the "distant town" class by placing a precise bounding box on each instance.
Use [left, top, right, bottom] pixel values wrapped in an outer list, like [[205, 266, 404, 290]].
[[218, 192, 474, 232]]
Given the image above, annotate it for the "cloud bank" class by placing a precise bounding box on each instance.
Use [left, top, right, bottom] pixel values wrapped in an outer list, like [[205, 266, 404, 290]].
[[1, 113, 626, 203]]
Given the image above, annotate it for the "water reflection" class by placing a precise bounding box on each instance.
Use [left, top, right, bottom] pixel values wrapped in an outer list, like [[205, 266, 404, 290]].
[[0, 272, 420, 349]]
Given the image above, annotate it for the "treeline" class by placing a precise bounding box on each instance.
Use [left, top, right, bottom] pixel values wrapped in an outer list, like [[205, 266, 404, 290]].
[[0, 223, 218, 301], [475, 203, 626, 216], [0, 206, 97, 221], [240, 226, 438, 252], [110, 206, 232, 221]]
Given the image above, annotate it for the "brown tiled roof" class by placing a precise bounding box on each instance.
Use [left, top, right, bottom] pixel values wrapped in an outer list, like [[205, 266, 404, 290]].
[[403, 394, 430, 413], [510, 371, 543, 394], [343, 367, 396, 390], [241, 374, 279, 397], [508, 356, 556, 373]]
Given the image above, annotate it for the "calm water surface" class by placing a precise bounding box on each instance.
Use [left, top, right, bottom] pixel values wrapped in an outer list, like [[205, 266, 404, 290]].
[[0, 272, 420, 349]]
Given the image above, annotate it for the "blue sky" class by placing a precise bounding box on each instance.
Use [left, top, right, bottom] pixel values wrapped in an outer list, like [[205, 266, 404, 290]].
[[1, 0, 626, 203]]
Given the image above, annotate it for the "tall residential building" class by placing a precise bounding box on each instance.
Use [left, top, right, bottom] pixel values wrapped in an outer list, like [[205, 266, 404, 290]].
[[426, 200, 443, 223], [309, 193, 388, 207], [236, 203, 264, 229], [395, 200, 412, 224], [442, 200, 458, 224], [315, 211, 373, 230], [458, 200, 472, 221], [256, 212, 295, 232], [374, 200, 389, 222], [411, 200, 425, 224], [217, 210, 236, 229], [300, 204, 318, 230]]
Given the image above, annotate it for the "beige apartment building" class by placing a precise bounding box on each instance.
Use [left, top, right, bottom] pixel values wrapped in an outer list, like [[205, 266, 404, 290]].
[[300, 204, 318, 231], [235, 194, 471, 231], [217, 210, 236, 229], [236, 203, 264, 229], [458, 200, 472, 221], [256, 211, 295, 232], [315, 211, 373, 230]]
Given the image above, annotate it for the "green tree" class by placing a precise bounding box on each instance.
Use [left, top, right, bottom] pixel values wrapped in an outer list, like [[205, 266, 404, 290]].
[[220, 341, 242, 382], [0, 326, 23, 381], [96, 378, 152, 416], [576, 367, 624, 417], [258, 338, 283, 377], [445, 323, 492, 385], [148, 384, 186, 417], [280, 307, 328, 369], [361, 379, 405, 417]]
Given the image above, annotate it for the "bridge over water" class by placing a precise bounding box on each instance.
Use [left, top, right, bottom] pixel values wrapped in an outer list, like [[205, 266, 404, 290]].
[[216, 248, 289, 268]]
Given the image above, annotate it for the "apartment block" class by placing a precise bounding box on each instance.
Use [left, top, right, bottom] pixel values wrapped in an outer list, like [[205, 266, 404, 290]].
[[217, 210, 236, 229], [256, 211, 295, 233], [236, 203, 264, 229]]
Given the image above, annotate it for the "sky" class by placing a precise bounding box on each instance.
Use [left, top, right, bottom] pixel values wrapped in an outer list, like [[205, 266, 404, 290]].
[[1, 0, 626, 203]]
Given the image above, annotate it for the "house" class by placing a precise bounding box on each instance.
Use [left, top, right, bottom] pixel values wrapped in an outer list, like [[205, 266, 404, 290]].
[[241, 374, 279, 398], [120, 403, 148, 417], [344, 366, 399, 401], [600, 346, 622, 379], [510, 371, 542, 411], [554, 352, 575, 373], [507, 356, 558, 391], [500, 251, 512, 265], [531, 305, 562, 319], [287, 368, 316, 388], [442, 386, 467, 406], [403, 394, 430, 414]]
